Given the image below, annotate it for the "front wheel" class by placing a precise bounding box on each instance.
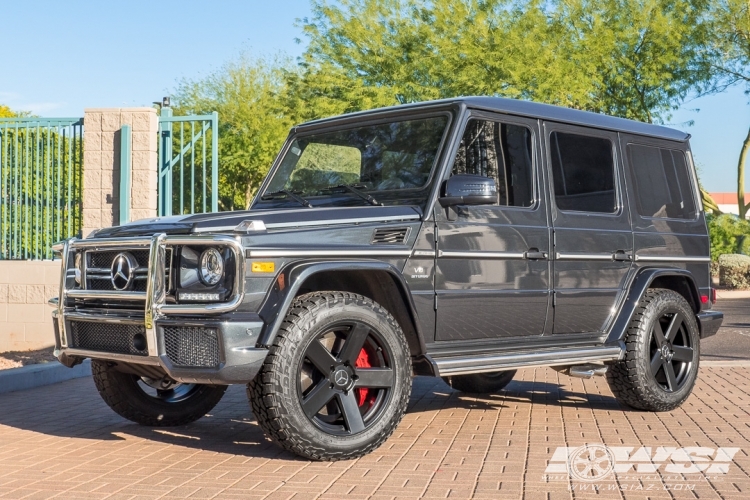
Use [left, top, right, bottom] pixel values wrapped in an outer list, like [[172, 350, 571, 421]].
[[606, 289, 700, 411], [248, 292, 412, 461], [91, 360, 227, 426]]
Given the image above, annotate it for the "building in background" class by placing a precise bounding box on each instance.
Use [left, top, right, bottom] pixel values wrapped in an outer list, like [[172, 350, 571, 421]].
[[709, 193, 749, 217]]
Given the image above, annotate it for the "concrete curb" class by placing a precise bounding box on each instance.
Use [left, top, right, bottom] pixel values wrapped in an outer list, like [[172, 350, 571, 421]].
[[701, 360, 750, 367], [0, 359, 91, 395], [716, 290, 750, 299]]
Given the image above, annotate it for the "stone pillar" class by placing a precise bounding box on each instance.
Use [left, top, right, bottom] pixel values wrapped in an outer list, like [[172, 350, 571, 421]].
[[82, 108, 158, 237]]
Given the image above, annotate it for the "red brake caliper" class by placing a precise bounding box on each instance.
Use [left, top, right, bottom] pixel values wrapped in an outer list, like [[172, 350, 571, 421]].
[[355, 348, 372, 406]]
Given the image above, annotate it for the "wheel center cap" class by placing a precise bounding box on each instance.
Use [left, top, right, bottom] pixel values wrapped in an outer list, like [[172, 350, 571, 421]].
[[333, 368, 350, 388], [660, 344, 672, 361]]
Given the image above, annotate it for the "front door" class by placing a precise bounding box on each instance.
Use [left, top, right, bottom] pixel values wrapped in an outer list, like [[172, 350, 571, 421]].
[[435, 112, 551, 341], [544, 123, 634, 334]]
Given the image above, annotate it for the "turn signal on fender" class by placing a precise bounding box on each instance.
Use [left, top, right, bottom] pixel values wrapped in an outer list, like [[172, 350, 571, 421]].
[[251, 262, 275, 273]]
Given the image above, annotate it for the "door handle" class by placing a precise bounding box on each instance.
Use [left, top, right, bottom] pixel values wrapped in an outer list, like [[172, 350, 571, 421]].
[[524, 249, 548, 260], [612, 250, 632, 261]]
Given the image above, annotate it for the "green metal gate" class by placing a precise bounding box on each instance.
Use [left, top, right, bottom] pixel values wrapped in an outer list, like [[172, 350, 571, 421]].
[[0, 118, 83, 260], [158, 109, 218, 216]]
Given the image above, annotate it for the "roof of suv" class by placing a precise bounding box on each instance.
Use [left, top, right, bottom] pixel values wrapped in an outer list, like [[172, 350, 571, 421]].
[[298, 96, 689, 143]]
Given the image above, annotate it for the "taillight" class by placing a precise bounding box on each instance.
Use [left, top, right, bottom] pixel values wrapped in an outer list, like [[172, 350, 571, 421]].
[[700, 294, 709, 305], [711, 287, 717, 304]]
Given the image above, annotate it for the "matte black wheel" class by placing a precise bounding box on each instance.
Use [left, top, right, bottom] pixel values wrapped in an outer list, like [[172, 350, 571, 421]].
[[606, 289, 700, 411], [91, 360, 227, 426], [443, 370, 516, 394], [248, 292, 412, 461]]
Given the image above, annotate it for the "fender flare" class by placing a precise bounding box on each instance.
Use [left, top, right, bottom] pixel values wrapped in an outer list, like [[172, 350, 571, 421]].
[[604, 267, 701, 346], [255, 259, 428, 355]]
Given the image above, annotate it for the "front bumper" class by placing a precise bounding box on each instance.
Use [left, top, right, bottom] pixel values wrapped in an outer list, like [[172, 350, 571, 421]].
[[52, 310, 268, 384], [697, 310, 723, 339], [52, 234, 268, 385]]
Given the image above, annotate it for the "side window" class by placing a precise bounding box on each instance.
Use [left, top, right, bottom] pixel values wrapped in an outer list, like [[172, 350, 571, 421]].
[[550, 131, 616, 213], [451, 119, 534, 208], [627, 144, 696, 219]]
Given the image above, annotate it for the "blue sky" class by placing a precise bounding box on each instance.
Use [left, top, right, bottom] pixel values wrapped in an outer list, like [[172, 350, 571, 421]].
[[1, 0, 748, 193]]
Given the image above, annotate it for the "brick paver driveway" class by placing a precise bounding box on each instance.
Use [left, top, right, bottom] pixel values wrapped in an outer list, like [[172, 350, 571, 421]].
[[1, 365, 749, 500]]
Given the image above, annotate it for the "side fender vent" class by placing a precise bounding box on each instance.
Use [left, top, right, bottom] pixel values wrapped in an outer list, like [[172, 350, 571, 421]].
[[372, 227, 409, 245]]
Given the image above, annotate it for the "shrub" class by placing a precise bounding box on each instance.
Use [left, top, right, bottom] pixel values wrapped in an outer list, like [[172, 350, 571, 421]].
[[707, 214, 750, 260], [718, 253, 750, 289]]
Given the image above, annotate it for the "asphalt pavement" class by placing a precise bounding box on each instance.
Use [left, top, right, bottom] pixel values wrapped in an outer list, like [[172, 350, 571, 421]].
[[703, 296, 750, 361]]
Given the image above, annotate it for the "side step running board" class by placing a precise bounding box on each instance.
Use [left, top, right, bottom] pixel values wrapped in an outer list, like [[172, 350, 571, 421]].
[[431, 346, 623, 377]]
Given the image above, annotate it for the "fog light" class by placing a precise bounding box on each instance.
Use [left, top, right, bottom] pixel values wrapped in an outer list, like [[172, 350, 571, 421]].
[[178, 292, 222, 302], [199, 248, 224, 285], [251, 261, 275, 273]]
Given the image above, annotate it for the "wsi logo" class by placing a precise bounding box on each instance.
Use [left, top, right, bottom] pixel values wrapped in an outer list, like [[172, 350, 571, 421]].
[[545, 444, 740, 482]]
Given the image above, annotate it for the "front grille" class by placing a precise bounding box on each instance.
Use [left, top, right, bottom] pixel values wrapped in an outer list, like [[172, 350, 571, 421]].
[[163, 327, 220, 368], [83, 248, 172, 293], [89, 250, 150, 268], [69, 321, 148, 356]]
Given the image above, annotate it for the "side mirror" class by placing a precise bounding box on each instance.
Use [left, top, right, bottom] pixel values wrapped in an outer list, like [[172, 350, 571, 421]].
[[439, 174, 498, 207]]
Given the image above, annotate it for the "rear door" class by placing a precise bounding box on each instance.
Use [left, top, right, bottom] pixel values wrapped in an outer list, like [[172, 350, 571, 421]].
[[544, 123, 634, 334], [434, 112, 551, 341]]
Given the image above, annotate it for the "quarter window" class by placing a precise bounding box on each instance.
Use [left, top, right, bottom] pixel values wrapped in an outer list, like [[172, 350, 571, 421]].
[[451, 120, 534, 207], [550, 131, 616, 213], [627, 144, 696, 219]]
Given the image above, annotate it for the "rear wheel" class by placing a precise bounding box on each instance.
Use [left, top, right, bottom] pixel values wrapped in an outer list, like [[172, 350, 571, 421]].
[[443, 370, 516, 394], [248, 292, 412, 461], [606, 289, 700, 411], [91, 360, 227, 426]]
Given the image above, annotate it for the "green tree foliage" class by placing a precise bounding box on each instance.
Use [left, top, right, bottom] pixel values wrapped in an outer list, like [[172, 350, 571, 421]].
[[172, 54, 293, 210], [0, 104, 30, 118], [707, 213, 750, 260], [296, 0, 713, 123]]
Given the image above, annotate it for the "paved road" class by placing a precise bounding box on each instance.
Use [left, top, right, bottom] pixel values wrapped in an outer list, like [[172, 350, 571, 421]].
[[703, 297, 750, 361], [1, 366, 750, 499]]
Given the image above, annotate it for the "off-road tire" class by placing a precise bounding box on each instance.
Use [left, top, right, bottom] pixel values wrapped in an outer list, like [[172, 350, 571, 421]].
[[247, 291, 412, 461], [443, 370, 517, 394], [606, 288, 700, 411], [91, 360, 227, 426]]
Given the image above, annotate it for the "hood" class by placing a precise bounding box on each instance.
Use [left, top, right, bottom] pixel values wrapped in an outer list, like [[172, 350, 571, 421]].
[[92, 205, 423, 238]]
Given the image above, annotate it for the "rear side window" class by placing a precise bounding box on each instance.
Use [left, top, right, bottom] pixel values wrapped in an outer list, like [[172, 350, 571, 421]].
[[627, 144, 696, 219], [550, 131, 616, 213]]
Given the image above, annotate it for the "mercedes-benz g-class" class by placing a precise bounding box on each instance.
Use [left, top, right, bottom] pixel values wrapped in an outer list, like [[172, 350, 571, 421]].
[[51, 97, 723, 460]]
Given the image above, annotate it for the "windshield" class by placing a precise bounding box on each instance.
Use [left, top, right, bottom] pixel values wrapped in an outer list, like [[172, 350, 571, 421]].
[[256, 115, 450, 209]]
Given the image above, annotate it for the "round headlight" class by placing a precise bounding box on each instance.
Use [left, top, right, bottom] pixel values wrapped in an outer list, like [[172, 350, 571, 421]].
[[199, 248, 224, 286]]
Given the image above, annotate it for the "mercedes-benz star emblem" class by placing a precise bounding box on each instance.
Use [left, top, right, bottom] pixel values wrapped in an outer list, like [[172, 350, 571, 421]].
[[110, 252, 137, 291], [334, 368, 350, 387]]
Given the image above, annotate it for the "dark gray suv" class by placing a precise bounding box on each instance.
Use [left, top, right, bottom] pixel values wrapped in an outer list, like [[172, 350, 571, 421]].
[[51, 97, 723, 460]]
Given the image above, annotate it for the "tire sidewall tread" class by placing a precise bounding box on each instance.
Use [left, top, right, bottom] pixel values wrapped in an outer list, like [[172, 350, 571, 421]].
[[248, 291, 412, 461], [606, 288, 700, 412]]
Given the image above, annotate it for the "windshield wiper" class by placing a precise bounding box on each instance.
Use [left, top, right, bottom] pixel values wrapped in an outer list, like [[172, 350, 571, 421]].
[[260, 189, 313, 208], [321, 184, 383, 206]]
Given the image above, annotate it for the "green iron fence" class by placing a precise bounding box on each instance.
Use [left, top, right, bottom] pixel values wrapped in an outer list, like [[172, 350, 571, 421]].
[[158, 109, 218, 216], [0, 118, 83, 260]]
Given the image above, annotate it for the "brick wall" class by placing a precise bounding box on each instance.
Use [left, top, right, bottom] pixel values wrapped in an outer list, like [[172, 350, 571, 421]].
[[0, 261, 60, 352]]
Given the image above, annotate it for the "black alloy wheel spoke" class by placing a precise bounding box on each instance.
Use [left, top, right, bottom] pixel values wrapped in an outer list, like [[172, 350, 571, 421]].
[[354, 368, 394, 388], [650, 351, 663, 376], [664, 312, 684, 342], [305, 339, 338, 374], [672, 345, 694, 363], [652, 320, 667, 347], [337, 391, 366, 434], [663, 361, 678, 391], [302, 380, 337, 418], [338, 323, 371, 365]]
